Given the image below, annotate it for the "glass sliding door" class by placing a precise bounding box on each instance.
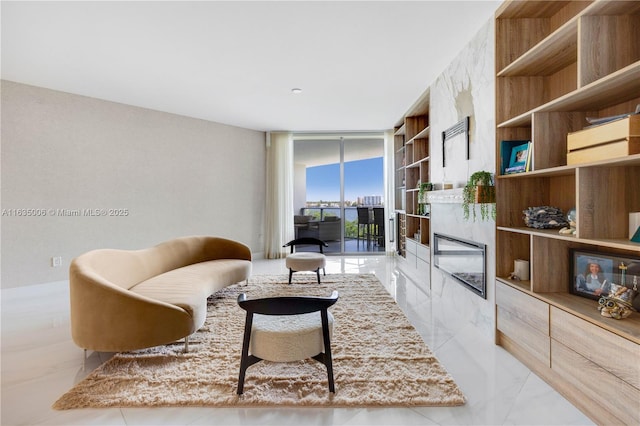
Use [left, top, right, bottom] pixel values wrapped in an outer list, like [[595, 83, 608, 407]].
[[343, 137, 384, 253], [293, 138, 342, 253], [293, 134, 385, 254]]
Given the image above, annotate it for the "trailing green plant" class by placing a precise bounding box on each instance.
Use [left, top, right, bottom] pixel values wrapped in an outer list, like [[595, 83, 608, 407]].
[[462, 171, 496, 222]]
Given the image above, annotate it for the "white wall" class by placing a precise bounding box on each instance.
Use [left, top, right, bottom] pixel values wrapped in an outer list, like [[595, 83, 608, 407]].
[[1, 81, 266, 289], [429, 19, 496, 338]]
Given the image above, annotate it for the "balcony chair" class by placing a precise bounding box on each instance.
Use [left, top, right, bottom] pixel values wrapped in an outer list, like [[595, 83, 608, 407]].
[[357, 207, 373, 248], [236, 290, 339, 394], [372, 207, 385, 247], [293, 215, 314, 239], [297, 217, 341, 242], [316, 216, 341, 242]]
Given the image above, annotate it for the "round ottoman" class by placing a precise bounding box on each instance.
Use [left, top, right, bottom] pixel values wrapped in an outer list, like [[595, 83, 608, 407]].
[[286, 252, 326, 284]]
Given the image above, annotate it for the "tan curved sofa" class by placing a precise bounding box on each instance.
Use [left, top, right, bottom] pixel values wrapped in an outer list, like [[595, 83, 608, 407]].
[[70, 235, 252, 352]]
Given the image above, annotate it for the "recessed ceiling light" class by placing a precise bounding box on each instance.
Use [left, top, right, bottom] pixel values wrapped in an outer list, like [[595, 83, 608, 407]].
[[291, 88, 302, 94]]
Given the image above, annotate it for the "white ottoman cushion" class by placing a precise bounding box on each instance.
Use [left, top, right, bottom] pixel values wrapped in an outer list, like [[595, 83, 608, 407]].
[[250, 311, 334, 362], [286, 252, 326, 272]]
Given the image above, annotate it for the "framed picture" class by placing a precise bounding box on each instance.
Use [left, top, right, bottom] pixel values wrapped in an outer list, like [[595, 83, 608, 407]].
[[506, 141, 530, 173], [500, 140, 530, 175], [570, 249, 640, 300]]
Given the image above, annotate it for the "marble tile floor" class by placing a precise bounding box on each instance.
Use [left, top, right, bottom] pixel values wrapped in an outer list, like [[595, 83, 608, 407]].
[[1, 255, 594, 426]]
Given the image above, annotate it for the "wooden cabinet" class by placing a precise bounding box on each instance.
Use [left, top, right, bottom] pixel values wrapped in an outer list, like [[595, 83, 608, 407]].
[[403, 238, 430, 282], [494, 1, 640, 424], [551, 307, 640, 390], [394, 121, 406, 257], [496, 282, 550, 368], [394, 89, 431, 265], [496, 283, 640, 425], [551, 307, 640, 426]]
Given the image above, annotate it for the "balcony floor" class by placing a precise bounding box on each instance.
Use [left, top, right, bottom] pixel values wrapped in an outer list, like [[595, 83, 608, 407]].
[[297, 237, 386, 254]]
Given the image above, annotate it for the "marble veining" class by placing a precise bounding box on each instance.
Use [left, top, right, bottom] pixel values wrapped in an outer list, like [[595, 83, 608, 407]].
[[430, 19, 495, 189]]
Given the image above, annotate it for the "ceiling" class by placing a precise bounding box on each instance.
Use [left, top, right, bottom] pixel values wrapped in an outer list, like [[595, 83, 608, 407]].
[[1, 1, 501, 133]]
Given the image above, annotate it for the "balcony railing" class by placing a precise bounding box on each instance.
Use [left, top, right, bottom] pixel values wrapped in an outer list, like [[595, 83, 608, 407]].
[[300, 206, 383, 240]]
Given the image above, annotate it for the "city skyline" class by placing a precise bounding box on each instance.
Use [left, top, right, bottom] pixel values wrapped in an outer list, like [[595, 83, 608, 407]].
[[305, 157, 384, 203], [305, 195, 383, 208]]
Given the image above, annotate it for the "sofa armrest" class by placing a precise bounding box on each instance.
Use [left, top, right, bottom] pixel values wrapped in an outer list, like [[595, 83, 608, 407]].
[[201, 236, 252, 261], [69, 264, 194, 352]]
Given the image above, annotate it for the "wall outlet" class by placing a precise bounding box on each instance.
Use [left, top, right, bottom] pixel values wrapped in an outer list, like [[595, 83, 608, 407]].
[[51, 256, 62, 267]]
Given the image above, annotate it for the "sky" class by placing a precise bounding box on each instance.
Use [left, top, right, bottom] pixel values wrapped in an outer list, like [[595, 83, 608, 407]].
[[306, 157, 383, 202]]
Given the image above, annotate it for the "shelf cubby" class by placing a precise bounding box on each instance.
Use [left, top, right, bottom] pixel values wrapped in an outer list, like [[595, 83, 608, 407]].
[[499, 61, 640, 128], [496, 171, 575, 229], [577, 163, 640, 240], [529, 235, 576, 293], [496, 230, 531, 283], [578, 13, 640, 87]]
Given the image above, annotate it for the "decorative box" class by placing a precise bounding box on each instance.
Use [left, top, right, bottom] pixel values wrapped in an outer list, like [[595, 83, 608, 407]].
[[567, 115, 640, 165]]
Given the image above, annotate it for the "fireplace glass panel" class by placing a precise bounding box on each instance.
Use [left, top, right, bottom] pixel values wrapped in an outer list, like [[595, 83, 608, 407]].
[[433, 233, 486, 298]]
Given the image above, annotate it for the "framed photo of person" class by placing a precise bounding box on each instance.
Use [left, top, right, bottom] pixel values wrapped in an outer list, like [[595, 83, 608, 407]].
[[570, 249, 640, 300]]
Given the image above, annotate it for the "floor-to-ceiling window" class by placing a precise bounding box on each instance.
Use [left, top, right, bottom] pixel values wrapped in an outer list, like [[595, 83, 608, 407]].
[[293, 134, 385, 254]]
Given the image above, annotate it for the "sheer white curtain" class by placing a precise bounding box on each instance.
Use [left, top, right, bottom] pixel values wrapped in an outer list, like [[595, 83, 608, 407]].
[[264, 132, 295, 258]]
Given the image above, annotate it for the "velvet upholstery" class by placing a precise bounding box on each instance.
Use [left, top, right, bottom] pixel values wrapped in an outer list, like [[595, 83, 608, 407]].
[[69, 236, 252, 352]]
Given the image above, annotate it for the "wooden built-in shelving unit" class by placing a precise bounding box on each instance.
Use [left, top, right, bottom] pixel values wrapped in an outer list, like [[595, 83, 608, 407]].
[[394, 90, 431, 276], [494, 1, 640, 424]]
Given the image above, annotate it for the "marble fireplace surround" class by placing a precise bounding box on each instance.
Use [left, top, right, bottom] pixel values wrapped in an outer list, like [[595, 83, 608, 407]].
[[426, 18, 496, 339], [425, 188, 463, 204]]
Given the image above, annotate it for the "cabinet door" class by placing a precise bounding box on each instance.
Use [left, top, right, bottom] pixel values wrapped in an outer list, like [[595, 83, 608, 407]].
[[406, 238, 417, 255], [551, 339, 640, 426], [416, 244, 429, 263], [551, 307, 640, 389], [496, 282, 550, 367]]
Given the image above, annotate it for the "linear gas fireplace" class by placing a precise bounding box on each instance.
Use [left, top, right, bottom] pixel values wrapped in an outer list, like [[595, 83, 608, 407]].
[[433, 233, 486, 298]]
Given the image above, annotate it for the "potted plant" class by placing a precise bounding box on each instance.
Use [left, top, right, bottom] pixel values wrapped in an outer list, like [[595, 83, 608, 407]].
[[417, 182, 433, 203], [462, 171, 496, 221]]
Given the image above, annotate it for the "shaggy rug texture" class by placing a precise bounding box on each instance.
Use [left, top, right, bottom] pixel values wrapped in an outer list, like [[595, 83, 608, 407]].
[[53, 274, 465, 409]]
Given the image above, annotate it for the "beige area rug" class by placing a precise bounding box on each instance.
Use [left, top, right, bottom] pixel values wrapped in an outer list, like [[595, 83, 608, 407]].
[[53, 274, 465, 409]]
